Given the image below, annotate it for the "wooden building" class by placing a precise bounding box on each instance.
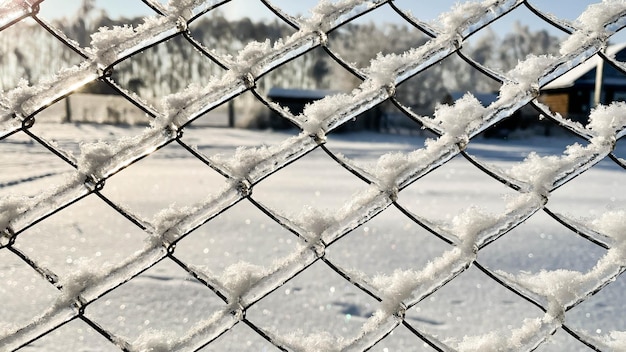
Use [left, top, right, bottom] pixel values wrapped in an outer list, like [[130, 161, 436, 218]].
[[540, 43, 626, 124]]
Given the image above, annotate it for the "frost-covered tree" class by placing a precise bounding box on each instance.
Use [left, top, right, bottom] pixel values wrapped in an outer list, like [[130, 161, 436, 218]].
[[0, 12, 561, 113], [497, 22, 560, 71]]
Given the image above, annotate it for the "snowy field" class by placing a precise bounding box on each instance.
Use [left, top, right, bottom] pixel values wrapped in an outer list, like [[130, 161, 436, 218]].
[[1, 122, 625, 351]]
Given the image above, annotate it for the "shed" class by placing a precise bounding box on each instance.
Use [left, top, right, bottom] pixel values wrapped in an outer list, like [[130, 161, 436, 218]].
[[540, 43, 626, 123], [266, 87, 382, 132]]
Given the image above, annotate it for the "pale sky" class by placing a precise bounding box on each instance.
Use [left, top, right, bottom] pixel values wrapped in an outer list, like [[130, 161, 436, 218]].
[[37, 0, 625, 42]]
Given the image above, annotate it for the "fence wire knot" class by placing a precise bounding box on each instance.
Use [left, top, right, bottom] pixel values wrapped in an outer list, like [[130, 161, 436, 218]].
[[0, 227, 15, 247], [84, 174, 105, 192], [236, 179, 252, 197]]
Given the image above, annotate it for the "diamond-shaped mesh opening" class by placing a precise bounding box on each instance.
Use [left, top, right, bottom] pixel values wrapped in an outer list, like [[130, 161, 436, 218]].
[[252, 147, 367, 212], [460, 5, 563, 73], [85, 259, 227, 343], [100, 141, 227, 220], [0, 131, 73, 198], [325, 10, 431, 68], [0, 250, 61, 334], [398, 154, 520, 223], [408, 265, 545, 346], [394, 54, 502, 116], [478, 211, 607, 274], [35, 88, 153, 126], [548, 163, 626, 219], [189, 1, 296, 59], [12, 194, 147, 278], [246, 261, 380, 345], [565, 274, 626, 341], [182, 116, 302, 159], [174, 199, 299, 272], [325, 206, 450, 278], [257, 46, 358, 95], [0, 17, 84, 91], [321, 113, 428, 163], [527, 1, 595, 24], [110, 35, 227, 102], [466, 116, 590, 171]]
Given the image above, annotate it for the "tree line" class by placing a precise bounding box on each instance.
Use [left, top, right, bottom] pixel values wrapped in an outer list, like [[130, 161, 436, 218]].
[[0, 5, 561, 113]]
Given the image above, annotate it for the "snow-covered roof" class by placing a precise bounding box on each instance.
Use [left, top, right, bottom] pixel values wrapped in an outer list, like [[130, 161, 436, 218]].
[[542, 42, 626, 90], [267, 87, 336, 100]]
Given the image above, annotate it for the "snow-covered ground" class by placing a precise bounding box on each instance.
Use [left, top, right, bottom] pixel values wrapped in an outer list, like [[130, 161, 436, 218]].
[[1, 123, 625, 351]]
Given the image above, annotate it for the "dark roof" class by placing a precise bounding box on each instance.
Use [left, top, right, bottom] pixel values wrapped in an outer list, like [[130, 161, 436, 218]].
[[448, 91, 499, 106], [267, 87, 336, 100]]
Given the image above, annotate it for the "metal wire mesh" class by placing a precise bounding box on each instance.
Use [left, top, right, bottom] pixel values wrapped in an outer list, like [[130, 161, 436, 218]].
[[1, 0, 626, 351]]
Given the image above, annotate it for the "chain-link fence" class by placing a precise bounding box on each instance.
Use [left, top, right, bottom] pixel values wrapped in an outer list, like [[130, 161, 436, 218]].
[[2, 0, 626, 351]]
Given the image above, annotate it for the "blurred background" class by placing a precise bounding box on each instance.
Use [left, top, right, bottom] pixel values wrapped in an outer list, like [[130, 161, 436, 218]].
[[2, 0, 625, 136]]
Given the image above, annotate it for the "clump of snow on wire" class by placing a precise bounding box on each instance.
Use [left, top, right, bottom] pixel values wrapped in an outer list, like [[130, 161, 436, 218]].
[[576, 0, 626, 32], [590, 210, 626, 246], [493, 210, 626, 316], [76, 141, 119, 179], [131, 330, 176, 352], [164, 0, 203, 19], [0, 195, 26, 231], [210, 135, 311, 179], [231, 40, 272, 72], [149, 204, 196, 246], [508, 269, 588, 308], [292, 205, 336, 242], [300, 0, 377, 32], [432, 93, 486, 139], [89, 16, 170, 65], [0, 0, 23, 12], [368, 138, 454, 190], [599, 331, 626, 350], [211, 144, 275, 178], [147, 180, 240, 249], [498, 55, 555, 102], [276, 330, 343, 352], [505, 144, 586, 194], [561, 0, 626, 54], [451, 314, 560, 352], [217, 261, 268, 298], [506, 102, 626, 194], [435, 0, 498, 34], [586, 102, 626, 141], [448, 206, 499, 246], [333, 186, 388, 224], [301, 91, 353, 135], [191, 242, 314, 305], [371, 247, 467, 315], [4, 79, 40, 115], [161, 82, 210, 127]]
